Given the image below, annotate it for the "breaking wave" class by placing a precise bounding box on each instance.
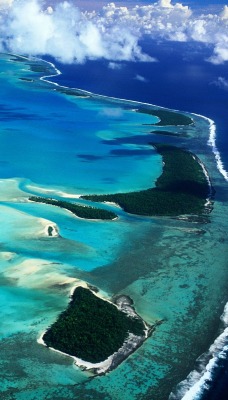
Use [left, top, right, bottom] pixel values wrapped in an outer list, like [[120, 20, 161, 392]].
[[169, 303, 228, 400]]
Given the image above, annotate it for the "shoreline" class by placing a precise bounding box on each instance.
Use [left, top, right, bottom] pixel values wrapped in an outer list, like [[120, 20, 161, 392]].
[[25, 183, 82, 199], [31, 58, 221, 210], [38, 284, 157, 375], [169, 302, 228, 400], [192, 113, 228, 182], [39, 218, 59, 237], [40, 58, 228, 184], [81, 144, 212, 217], [190, 154, 214, 208], [10, 53, 228, 184], [6, 53, 228, 397], [28, 196, 118, 221]]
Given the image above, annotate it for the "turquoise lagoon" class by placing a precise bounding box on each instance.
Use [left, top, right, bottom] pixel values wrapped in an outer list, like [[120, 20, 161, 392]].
[[0, 54, 228, 400]]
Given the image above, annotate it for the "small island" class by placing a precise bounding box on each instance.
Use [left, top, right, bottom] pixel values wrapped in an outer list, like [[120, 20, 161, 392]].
[[19, 77, 34, 82], [29, 196, 117, 220], [27, 63, 52, 74], [54, 87, 89, 98], [82, 144, 212, 217], [40, 286, 154, 374], [11, 55, 54, 75], [150, 130, 187, 137], [138, 108, 193, 126]]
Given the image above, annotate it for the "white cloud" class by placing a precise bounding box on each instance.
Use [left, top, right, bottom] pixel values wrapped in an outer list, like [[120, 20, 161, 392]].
[[108, 62, 123, 70], [89, 2, 228, 64], [208, 45, 228, 65], [221, 5, 228, 20], [0, 0, 228, 64], [46, 6, 53, 15], [134, 74, 148, 82], [159, 0, 173, 8], [211, 76, 228, 90], [0, 0, 13, 9], [99, 107, 123, 118], [0, 0, 153, 63]]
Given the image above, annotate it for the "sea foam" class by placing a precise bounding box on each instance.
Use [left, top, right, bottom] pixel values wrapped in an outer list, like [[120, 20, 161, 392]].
[[169, 302, 228, 400], [40, 59, 228, 185], [192, 113, 228, 182]]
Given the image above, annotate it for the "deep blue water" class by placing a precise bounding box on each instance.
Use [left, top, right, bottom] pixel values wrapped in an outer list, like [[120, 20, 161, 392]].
[[45, 40, 228, 177], [201, 348, 228, 400]]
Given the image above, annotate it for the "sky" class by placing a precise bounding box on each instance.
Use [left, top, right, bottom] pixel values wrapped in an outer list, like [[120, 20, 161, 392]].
[[0, 0, 228, 65]]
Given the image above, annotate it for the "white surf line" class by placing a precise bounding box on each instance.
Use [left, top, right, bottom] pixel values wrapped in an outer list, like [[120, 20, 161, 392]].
[[32, 56, 195, 122], [192, 113, 228, 182], [9, 53, 62, 87], [40, 60, 62, 81], [191, 154, 213, 207], [38, 59, 228, 185], [173, 302, 228, 400], [11, 54, 227, 185], [39, 58, 228, 188]]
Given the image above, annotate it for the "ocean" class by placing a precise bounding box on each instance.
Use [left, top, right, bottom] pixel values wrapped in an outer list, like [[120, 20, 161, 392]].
[[45, 39, 228, 174], [44, 39, 228, 400], [0, 42, 227, 400]]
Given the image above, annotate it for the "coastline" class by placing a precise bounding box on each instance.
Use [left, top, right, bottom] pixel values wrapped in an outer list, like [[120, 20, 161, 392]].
[[11, 54, 228, 185], [190, 154, 214, 207], [43, 59, 228, 186], [192, 113, 228, 182], [25, 183, 83, 199], [28, 196, 118, 221], [39, 218, 59, 237], [81, 144, 212, 217], [4, 53, 227, 400], [37, 283, 156, 375], [169, 302, 228, 400]]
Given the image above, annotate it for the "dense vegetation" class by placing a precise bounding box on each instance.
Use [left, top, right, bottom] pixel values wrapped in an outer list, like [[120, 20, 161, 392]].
[[55, 87, 88, 97], [138, 108, 193, 126], [29, 196, 117, 220], [151, 130, 186, 137], [43, 286, 145, 363], [27, 63, 51, 74], [10, 55, 28, 62], [82, 145, 210, 216], [19, 77, 34, 82]]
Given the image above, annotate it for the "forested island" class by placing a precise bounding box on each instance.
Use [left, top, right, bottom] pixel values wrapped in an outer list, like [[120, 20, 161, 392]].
[[82, 144, 211, 217], [29, 196, 117, 220], [151, 130, 186, 137], [54, 87, 89, 97], [138, 108, 193, 126], [42, 286, 148, 370]]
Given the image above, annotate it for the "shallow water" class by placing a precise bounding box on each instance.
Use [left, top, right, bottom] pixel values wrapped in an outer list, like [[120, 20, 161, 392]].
[[0, 54, 227, 400]]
